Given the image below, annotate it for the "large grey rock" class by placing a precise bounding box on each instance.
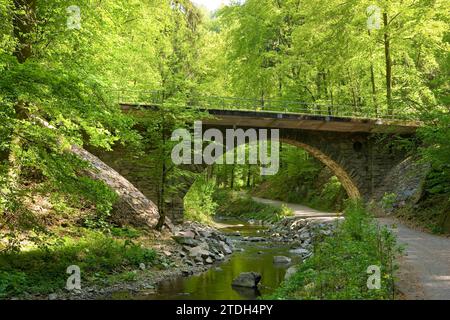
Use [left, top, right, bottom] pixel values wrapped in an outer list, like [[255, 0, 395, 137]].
[[189, 246, 212, 259], [289, 248, 310, 256], [48, 293, 58, 300], [220, 241, 233, 254], [284, 266, 298, 280], [205, 257, 213, 264], [173, 236, 199, 247], [216, 253, 225, 261], [232, 272, 262, 288], [199, 231, 212, 238], [299, 232, 310, 240], [225, 238, 235, 249], [372, 156, 430, 209], [273, 256, 292, 264], [178, 230, 196, 238]]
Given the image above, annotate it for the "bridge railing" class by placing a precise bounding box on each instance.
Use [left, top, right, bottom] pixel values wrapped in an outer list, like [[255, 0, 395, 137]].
[[110, 89, 413, 120]]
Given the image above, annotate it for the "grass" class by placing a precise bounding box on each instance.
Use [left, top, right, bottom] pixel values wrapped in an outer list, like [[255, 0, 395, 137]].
[[253, 176, 347, 213], [268, 201, 401, 300], [0, 228, 158, 298], [215, 190, 293, 223]]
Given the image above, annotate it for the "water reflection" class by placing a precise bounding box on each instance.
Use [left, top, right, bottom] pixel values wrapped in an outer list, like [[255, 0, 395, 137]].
[[137, 219, 300, 300]]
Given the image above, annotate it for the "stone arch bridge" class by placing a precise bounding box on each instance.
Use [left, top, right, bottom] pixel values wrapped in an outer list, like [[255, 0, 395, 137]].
[[95, 101, 421, 224]]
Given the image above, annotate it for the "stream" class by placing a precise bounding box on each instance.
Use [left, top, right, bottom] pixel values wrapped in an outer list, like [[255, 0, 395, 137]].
[[139, 219, 300, 300]]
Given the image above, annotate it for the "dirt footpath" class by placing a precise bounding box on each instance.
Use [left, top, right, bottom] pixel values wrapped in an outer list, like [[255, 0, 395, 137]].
[[379, 218, 450, 300]]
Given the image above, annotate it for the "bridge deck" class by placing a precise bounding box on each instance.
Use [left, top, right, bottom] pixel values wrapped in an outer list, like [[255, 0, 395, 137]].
[[120, 103, 421, 134], [203, 109, 420, 134]]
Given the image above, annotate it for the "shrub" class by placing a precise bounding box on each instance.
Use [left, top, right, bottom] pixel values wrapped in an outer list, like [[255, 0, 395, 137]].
[[215, 190, 293, 222], [184, 175, 218, 224], [270, 201, 401, 300]]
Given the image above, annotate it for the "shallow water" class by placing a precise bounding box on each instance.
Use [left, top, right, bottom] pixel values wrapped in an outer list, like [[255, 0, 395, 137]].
[[137, 219, 300, 300]]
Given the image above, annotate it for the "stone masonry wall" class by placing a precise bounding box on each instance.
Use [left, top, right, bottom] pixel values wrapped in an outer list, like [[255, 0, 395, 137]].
[[93, 128, 414, 225]]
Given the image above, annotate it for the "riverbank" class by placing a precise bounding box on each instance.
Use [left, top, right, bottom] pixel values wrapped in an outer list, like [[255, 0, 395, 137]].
[[270, 202, 401, 300], [1, 190, 293, 300], [1, 221, 237, 300]]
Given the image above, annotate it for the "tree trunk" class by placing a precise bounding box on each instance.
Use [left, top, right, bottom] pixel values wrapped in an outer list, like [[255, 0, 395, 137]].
[[155, 159, 167, 231], [368, 30, 378, 117], [230, 166, 235, 189], [383, 12, 393, 116], [156, 115, 167, 231], [13, 0, 36, 63], [5, 0, 36, 199]]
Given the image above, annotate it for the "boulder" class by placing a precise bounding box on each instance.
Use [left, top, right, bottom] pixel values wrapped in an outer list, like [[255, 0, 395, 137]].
[[199, 231, 212, 238], [48, 293, 58, 300], [232, 272, 262, 288], [299, 232, 310, 240], [163, 250, 173, 257], [220, 241, 233, 254], [289, 248, 310, 256], [273, 256, 292, 264], [173, 236, 199, 247], [194, 256, 204, 264], [284, 266, 298, 280], [189, 246, 212, 259], [205, 257, 213, 264], [216, 253, 225, 261], [178, 230, 196, 238]]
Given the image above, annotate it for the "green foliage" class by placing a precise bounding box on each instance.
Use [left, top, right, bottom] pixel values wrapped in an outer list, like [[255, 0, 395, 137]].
[[214, 190, 293, 222], [270, 201, 401, 300], [308, 176, 347, 212], [0, 0, 448, 300], [216, 0, 448, 117], [0, 0, 210, 236], [0, 230, 157, 298], [110, 227, 141, 239], [381, 193, 397, 212], [184, 174, 218, 224], [395, 193, 450, 235], [253, 145, 346, 211]]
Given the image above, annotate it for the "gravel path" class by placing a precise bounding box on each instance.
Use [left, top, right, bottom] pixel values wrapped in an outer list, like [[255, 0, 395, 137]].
[[379, 218, 450, 300], [251, 196, 341, 219]]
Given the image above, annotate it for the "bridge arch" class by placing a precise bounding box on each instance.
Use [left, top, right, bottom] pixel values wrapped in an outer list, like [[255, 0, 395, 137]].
[[280, 139, 361, 200], [180, 136, 361, 213], [95, 104, 415, 224]]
